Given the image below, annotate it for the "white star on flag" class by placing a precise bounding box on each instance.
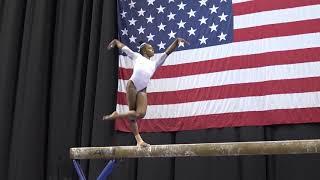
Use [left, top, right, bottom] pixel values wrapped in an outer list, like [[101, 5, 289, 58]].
[[129, 35, 137, 43], [199, 35, 208, 44], [187, 9, 196, 18], [177, 2, 187, 10], [167, 12, 176, 21], [157, 5, 165, 13], [120, 11, 127, 18], [178, 41, 185, 47], [218, 12, 228, 22], [121, 28, 128, 35], [137, 8, 146, 16], [217, 32, 227, 41], [157, 41, 166, 50], [146, 33, 155, 41], [198, 16, 208, 25], [187, 27, 196, 36], [147, 0, 155, 5], [209, 5, 219, 14], [209, 22, 218, 32], [177, 20, 186, 29], [128, 18, 137, 25], [199, 0, 207, 7], [146, 14, 155, 23], [137, 26, 145, 34], [168, 30, 176, 39], [158, 23, 166, 31], [129, 0, 136, 9]]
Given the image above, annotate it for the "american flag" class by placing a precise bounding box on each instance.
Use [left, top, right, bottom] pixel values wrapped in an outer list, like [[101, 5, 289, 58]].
[[115, 0, 320, 132]]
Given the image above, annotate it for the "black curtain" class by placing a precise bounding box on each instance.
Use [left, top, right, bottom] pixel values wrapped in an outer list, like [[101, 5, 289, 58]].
[[1, 0, 320, 180]]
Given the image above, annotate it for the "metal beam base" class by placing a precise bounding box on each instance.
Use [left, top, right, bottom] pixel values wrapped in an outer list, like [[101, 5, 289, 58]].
[[73, 159, 116, 180]]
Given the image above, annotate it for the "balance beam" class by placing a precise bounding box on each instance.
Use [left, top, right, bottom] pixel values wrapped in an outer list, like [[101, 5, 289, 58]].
[[70, 139, 320, 159]]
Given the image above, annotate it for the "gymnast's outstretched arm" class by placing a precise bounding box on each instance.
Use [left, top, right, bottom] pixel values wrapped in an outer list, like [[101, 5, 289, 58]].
[[107, 39, 137, 59], [164, 38, 189, 55]]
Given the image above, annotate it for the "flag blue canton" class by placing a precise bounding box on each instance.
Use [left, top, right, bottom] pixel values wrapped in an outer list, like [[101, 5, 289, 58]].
[[117, 0, 233, 53]]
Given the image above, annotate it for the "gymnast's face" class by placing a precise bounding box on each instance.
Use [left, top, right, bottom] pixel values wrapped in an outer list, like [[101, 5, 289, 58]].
[[142, 44, 154, 58]]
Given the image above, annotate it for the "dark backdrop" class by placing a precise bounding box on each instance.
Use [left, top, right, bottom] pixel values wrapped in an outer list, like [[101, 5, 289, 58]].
[[1, 0, 320, 179]]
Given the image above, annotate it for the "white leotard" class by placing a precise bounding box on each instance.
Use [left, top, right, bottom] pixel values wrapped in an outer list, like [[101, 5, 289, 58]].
[[121, 46, 168, 91]]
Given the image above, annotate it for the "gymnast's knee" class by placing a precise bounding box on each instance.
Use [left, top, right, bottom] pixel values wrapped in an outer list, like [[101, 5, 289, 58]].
[[130, 111, 146, 120], [136, 111, 146, 119]]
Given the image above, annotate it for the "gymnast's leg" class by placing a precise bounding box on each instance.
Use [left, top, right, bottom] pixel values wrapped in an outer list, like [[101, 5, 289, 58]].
[[102, 80, 149, 147], [131, 88, 149, 147], [102, 81, 142, 120]]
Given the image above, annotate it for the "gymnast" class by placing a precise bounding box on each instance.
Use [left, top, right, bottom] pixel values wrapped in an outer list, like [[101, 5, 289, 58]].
[[103, 38, 188, 147]]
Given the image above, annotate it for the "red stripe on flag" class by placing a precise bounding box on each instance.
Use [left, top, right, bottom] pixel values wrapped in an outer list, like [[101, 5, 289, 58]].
[[117, 77, 320, 105], [118, 48, 320, 80], [234, 19, 320, 42], [115, 107, 320, 132], [233, 0, 320, 16]]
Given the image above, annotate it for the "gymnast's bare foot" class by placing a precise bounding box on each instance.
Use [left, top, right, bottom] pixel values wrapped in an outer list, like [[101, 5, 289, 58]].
[[102, 111, 118, 120], [137, 141, 150, 148]]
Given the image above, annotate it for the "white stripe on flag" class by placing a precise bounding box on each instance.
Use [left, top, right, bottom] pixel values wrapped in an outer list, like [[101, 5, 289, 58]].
[[232, 0, 253, 4], [118, 61, 320, 92], [119, 33, 320, 68], [116, 91, 320, 119], [234, 4, 320, 29]]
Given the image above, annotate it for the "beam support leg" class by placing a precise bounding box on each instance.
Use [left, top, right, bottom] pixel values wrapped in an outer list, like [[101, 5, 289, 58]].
[[72, 160, 87, 180], [97, 160, 116, 180]]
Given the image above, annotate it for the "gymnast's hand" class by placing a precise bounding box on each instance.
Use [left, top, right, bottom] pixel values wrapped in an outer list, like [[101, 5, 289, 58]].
[[106, 39, 125, 50], [165, 37, 190, 55], [107, 39, 118, 50]]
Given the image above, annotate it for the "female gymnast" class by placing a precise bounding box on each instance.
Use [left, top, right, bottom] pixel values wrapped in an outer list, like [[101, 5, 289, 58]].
[[103, 38, 188, 147]]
